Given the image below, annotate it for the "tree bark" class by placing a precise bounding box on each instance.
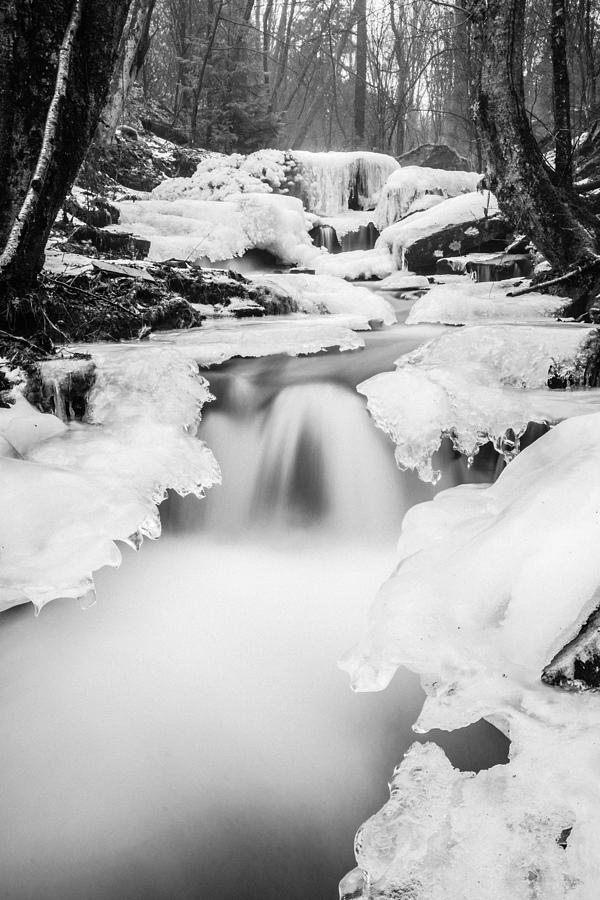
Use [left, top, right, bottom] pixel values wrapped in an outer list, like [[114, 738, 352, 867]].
[[354, 0, 367, 145], [551, 0, 572, 186], [467, 0, 600, 291], [0, 0, 132, 293], [97, 0, 157, 145]]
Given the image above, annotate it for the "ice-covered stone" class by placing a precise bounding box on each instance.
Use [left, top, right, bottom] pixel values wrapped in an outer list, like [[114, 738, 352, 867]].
[[340, 411, 600, 898], [374, 166, 481, 230], [407, 278, 568, 325], [358, 322, 600, 482]]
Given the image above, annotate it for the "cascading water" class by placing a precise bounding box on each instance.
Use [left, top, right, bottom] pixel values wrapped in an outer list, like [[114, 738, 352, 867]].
[[0, 311, 510, 900]]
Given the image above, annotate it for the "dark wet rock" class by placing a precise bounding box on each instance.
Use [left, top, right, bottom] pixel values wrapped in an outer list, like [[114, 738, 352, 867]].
[[405, 216, 512, 273], [398, 143, 473, 171], [69, 224, 151, 258], [543, 598, 600, 691], [66, 194, 120, 228]]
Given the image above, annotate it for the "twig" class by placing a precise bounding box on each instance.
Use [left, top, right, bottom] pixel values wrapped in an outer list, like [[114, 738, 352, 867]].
[[49, 276, 143, 318], [0, 330, 43, 351]]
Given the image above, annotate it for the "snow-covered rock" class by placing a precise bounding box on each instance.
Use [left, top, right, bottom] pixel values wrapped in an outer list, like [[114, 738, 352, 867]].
[[407, 279, 568, 325], [0, 349, 220, 612], [374, 167, 481, 230], [377, 191, 507, 270], [111, 193, 320, 266], [249, 273, 396, 327], [313, 248, 396, 281], [152, 149, 291, 201], [358, 322, 600, 482], [340, 410, 600, 899]]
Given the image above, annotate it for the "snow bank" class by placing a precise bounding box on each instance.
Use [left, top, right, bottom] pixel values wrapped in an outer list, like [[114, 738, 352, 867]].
[[292, 150, 399, 215], [0, 348, 220, 611], [249, 273, 396, 327], [407, 279, 568, 325], [374, 167, 481, 230], [377, 191, 500, 267], [313, 248, 396, 281], [152, 149, 291, 201], [340, 411, 600, 899], [358, 323, 600, 482], [112, 193, 319, 266]]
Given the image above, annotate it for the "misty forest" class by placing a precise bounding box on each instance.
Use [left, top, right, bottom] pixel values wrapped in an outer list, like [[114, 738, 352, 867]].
[[3, 0, 600, 898]]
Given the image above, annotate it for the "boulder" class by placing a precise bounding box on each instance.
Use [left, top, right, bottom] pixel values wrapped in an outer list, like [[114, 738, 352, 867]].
[[398, 143, 473, 172], [404, 217, 511, 272]]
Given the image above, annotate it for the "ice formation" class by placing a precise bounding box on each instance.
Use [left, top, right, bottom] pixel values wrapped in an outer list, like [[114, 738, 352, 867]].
[[377, 191, 501, 267], [292, 150, 399, 215], [112, 193, 319, 266], [249, 273, 396, 327], [313, 248, 396, 281], [358, 322, 600, 482], [152, 149, 291, 201], [374, 166, 481, 230], [340, 410, 600, 899], [149, 315, 366, 364], [407, 279, 568, 325], [0, 348, 220, 611]]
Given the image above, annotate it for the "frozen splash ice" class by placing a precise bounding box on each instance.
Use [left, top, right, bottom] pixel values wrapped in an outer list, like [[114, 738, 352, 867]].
[[291, 151, 399, 215], [0, 346, 220, 612], [339, 412, 600, 899], [374, 166, 481, 230], [358, 322, 600, 482]]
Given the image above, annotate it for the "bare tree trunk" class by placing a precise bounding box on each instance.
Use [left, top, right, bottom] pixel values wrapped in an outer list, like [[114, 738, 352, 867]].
[[97, 0, 157, 145], [551, 0, 572, 186], [467, 0, 600, 294], [354, 0, 367, 146], [0, 0, 132, 293]]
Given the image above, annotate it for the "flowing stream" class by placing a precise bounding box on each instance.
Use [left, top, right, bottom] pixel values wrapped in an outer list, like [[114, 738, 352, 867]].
[[0, 304, 510, 899]]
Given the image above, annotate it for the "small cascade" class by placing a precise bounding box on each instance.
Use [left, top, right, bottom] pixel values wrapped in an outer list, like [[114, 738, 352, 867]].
[[309, 224, 342, 253], [252, 382, 405, 535], [340, 223, 380, 252]]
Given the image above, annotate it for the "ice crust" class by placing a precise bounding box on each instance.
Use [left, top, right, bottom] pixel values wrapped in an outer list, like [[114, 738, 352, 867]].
[[292, 150, 399, 215], [112, 193, 320, 266], [407, 279, 569, 325], [312, 248, 396, 281], [374, 167, 481, 230], [340, 411, 600, 899], [377, 191, 500, 266], [249, 273, 396, 326], [0, 348, 220, 611], [152, 149, 290, 202], [358, 323, 600, 482]]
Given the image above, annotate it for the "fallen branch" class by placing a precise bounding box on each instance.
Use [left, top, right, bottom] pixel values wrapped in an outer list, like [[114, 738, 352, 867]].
[[507, 258, 600, 296]]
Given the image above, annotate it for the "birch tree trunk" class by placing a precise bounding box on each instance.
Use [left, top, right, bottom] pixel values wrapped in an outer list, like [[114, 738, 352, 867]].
[[0, 0, 131, 293]]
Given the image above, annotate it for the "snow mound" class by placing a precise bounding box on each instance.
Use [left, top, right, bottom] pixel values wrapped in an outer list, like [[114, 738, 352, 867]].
[[0, 348, 220, 612], [249, 273, 396, 327], [340, 412, 600, 898], [374, 167, 481, 230], [112, 193, 319, 266], [292, 150, 399, 215], [407, 279, 568, 324], [152, 149, 290, 201], [358, 323, 600, 482], [377, 191, 500, 266], [313, 248, 396, 281]]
